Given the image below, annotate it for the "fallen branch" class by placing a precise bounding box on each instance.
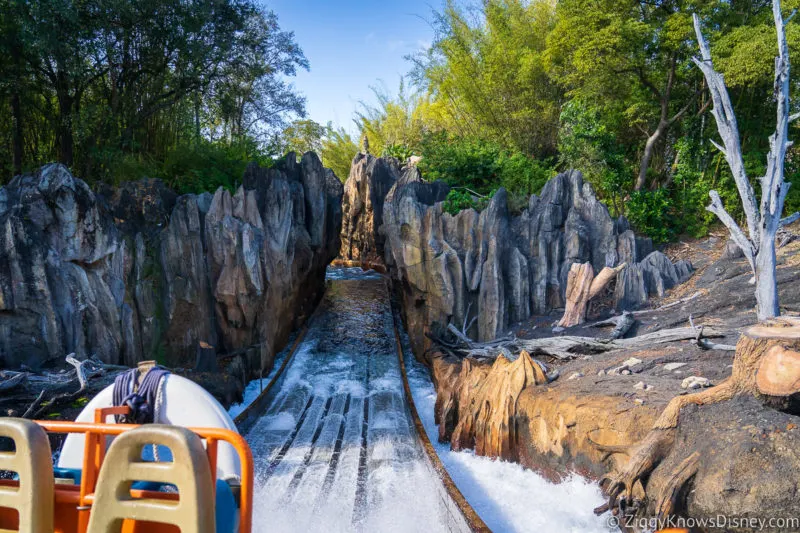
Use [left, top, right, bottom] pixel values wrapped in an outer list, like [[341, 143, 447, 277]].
[[689, 315, 737, 351], [641, 291, 704, 313], [448, 323, 474, 347], [0, 372, 28, 392], [589, 292, 705, 328], [21, 354, 116, 419], [607, 311, 636, 340], [778, 227, 797, 248], [21, 390, 47, 419], [431, 325, 725, 361]]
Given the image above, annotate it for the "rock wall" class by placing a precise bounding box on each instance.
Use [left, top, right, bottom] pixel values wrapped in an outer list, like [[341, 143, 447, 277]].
[[338, 154, 400, 264], [381, 165, 693, 357], [0, 153, 342, 374]]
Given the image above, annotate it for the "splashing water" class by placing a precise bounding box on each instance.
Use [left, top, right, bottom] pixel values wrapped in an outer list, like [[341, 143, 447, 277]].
[[238, 267, 613, 532]]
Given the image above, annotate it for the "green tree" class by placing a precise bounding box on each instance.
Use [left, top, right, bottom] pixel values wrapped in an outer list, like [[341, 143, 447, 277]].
[[0, 0, 307, 184], [546, 0, 715, 190], [411, 0, 561, 158], [280, 120, 327, 157], [355, 80, 429, 156], [321, 126, 359, 181]]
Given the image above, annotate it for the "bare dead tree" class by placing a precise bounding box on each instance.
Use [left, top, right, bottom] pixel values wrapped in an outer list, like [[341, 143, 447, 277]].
[[692, 2, 799, 320]]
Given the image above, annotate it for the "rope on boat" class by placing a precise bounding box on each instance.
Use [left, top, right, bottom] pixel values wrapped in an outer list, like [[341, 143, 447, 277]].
[[113, 366, 170, 424]]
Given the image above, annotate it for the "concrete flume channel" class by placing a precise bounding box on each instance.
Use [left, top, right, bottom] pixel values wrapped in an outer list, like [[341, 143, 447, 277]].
[[234, 266, 488, 532]]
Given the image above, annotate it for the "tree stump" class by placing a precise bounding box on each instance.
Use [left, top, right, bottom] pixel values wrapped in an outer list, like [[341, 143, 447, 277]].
[[558, 262, 627, 328], [594, 317, 800, 516], [558, 263, 594, 328]]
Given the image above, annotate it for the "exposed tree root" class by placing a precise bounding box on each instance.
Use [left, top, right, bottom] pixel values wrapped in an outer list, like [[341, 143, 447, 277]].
[[655, 451, 701, 521], [592, 318, 800, 518]]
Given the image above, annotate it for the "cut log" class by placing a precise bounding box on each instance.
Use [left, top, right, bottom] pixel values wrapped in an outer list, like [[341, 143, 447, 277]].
[[756, 346, 800, 396], [558, 262, 627, 328], [730, 318, 800, 396], [558, 262, 594, 328]]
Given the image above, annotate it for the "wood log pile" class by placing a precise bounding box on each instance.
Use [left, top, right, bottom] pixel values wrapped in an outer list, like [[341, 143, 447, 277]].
[[0, 355, 128, 419]]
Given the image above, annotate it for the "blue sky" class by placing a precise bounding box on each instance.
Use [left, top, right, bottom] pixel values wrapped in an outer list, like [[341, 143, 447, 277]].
[[266, 0, 438, 132]]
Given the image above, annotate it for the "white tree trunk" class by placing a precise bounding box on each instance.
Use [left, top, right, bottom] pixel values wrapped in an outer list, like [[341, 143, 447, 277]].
[[756, 235, 780, 320], [692, 1, 798, 320]]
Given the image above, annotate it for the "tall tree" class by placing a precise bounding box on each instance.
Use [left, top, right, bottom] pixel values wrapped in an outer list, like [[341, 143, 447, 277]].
[[280, 119, 327, 156], [412, 0, 561, 158], [547, 0, 711, 190], [321, 125, 359, 182], [0, 0, 307, 181]]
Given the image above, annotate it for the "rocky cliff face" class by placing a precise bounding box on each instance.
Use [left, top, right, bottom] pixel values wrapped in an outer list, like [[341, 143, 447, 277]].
[[379, 165, 693, 357], [338, 154, 400, 264], [0, 153, 342, 373]]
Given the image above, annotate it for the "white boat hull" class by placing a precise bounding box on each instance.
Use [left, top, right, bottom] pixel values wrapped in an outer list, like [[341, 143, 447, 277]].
[[57, 374, 242, 482]]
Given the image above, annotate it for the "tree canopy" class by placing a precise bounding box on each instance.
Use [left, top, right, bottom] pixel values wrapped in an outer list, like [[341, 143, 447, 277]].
[[0, 0, 307, 188], [323, 0, 800, 241]]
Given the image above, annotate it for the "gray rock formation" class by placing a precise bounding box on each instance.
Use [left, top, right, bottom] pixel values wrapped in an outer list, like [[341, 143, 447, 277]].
[[0, 153, 342, 374], [381, 167, 693, 357], [339, 153, 400, 264]]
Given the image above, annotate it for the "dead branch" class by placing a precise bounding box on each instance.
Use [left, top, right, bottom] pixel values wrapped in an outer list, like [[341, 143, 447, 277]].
[[693, 6, 797, 320], [608, 311, 636, 340], [780, 212, 800, 226], [21, 390, 47, 419], [689, 315, 736, 351], [20, 355, 125, 419], [592, 291, 704, 323], [430, 325, 725, 361], [0, 372, 28, 392]]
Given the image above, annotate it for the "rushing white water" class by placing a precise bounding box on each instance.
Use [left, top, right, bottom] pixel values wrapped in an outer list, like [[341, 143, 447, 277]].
[[237, 266, 613, 532], [401, 329, 615, 533], [243, 273, 461, 533], [228, 338, 293, 420]]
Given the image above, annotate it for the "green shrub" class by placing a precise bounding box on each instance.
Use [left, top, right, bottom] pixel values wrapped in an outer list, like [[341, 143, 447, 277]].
[[626, 188, 676, 245], [84, 138, 275, 194], [382, 143, 414, 162], [418, 132, 554, 213], [442, 189, 494, 215], [558, 101, 629, 217], [160, 142, 247, 194]]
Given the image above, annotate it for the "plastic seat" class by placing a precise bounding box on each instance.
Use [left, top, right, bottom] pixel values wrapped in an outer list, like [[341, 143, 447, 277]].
[[86, 425, 215, 533], [0, 418, 54, 533]]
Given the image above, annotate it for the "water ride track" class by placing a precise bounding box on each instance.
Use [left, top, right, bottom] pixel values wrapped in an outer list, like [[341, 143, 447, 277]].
[[388, 280, 491, 532], [232, 265, 488, 532]]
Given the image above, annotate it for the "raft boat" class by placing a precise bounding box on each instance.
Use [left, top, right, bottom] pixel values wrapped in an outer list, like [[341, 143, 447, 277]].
[[0, 363, 253, 533]]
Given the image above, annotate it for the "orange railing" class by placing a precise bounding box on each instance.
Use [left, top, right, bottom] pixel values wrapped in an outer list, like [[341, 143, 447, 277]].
[[29, 407, 253, 533]]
